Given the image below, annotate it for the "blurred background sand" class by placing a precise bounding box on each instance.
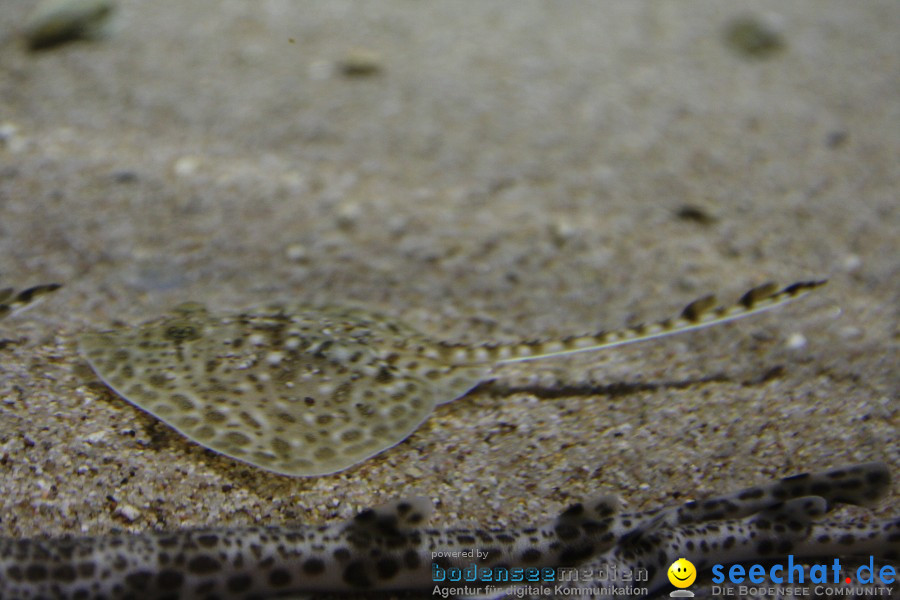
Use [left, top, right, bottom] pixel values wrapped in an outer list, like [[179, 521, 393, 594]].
[[0, 1, 897, 596]]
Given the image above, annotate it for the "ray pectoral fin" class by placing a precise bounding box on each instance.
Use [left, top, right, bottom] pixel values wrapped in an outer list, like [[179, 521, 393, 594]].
[[77, 305, 449, 477], [79, 332, 208, 441], [138, 373, 436, 477], [79, 331, 136, 391]]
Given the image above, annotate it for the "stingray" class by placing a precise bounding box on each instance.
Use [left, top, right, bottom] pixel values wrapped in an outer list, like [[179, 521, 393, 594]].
[[79, 280, 824, 476]]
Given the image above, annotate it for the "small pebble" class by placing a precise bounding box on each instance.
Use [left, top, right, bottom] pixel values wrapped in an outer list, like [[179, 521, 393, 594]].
[[0, 122, 27, 153], [825, 130, 849, 149], [841, 254, 862, 273], [23, 0, 115, 51], [723, 13, 785, 59], [675, 204, 717, 225], [110, 170, 139, 184], [335, 202, 361, 230], [173, 156, 200, 177], [114, 503, 141, 522], [338, 49, 383, 77], [548, 219, 577, 247], [285, 244, 308, 262], [838, 326, 862, 340], [785, 333, 807, 350], [84, 431, 106, 444]]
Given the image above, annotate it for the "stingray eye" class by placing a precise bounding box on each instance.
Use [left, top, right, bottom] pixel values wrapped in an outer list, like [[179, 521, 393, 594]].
[[165, 322, 201, 342]]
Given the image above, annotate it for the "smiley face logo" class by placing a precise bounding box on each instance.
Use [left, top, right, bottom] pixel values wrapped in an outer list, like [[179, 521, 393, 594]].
[[667, 557, 697, 588]]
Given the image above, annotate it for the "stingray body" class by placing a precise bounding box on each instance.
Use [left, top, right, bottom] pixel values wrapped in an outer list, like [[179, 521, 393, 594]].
[[79, 281, 825, 476], [0, 462, 894, 599]]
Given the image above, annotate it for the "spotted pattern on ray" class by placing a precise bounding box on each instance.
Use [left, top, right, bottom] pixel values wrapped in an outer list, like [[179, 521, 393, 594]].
[[81, 301, 491, 476], [79, 280, 825, 476]]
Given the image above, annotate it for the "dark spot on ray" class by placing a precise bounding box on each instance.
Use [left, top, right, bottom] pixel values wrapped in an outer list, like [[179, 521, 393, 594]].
[[25, 564, 47, 581], [554, 523, 580, 541], [165, 324, 200, 342], [376, 557, 400, 579], [521, 548, 542, 562], [334, 547, 352, 561], [187, 554, 220, 574], [558, 544, 594, 565], [227, 573, 253, 592], [303, 557, 325, 575], [738, 488, 765, 500], [196, 534, 219, 548], [157, 570, 184, 590], [51, 564, 77, 582], [269, 568, 292, 587], [343, 561, 371, 588], [124, 571, 153, 589], [403, 549, 421, 569]]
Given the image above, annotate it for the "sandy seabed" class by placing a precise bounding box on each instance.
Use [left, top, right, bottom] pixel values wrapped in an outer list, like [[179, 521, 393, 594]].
[[1, 2, 897, 598]]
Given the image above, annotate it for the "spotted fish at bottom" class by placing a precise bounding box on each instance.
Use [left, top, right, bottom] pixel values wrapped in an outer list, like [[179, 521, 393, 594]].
[[0, 461, 895, 599]]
